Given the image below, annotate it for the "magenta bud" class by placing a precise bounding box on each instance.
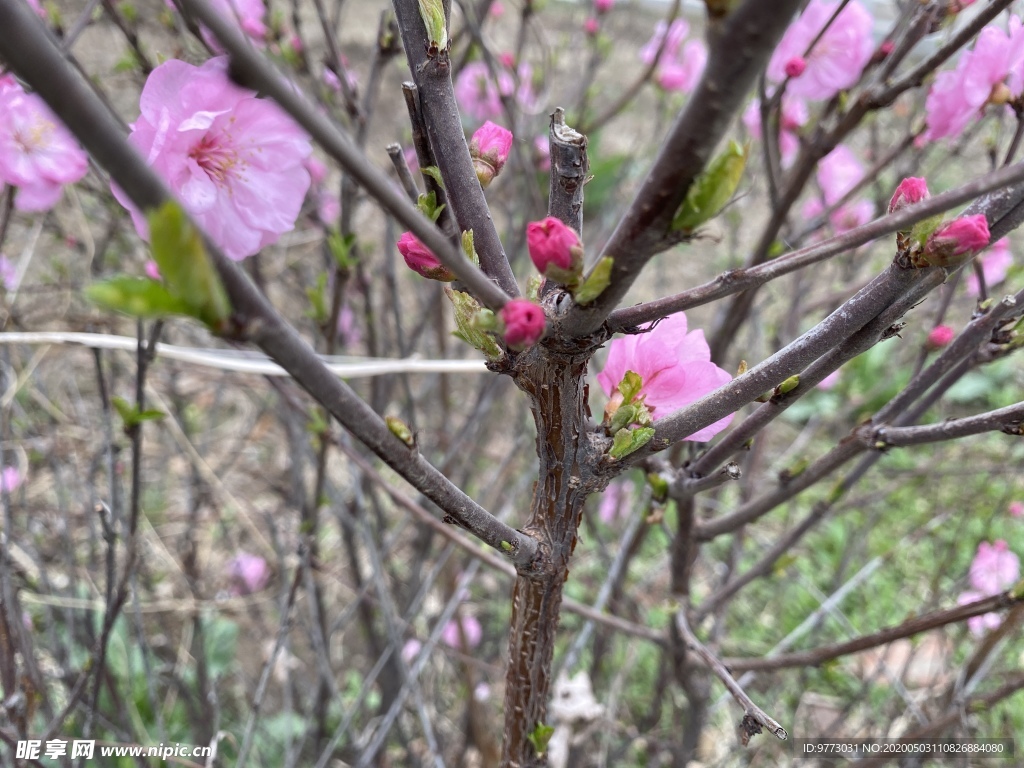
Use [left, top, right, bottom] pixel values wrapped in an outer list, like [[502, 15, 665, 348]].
[[594, 0, 613, 12], [397, 231, 455, 281], [923, 214, 990, 265], [500, 298, 546, 349], [526, 217, 584, 285], [784, 56, 806, 78], [888, 177, 929, 214], [926, 325, 955, 349], [470, 121, 513, 188]]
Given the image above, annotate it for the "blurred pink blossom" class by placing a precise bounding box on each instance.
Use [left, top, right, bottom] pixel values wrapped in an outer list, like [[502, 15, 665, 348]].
[[742, 95, 808, 167], [144, 260, 162, 281], [112, 57, 311, 261], [969, 540, 1019, 595], [322, 62, 359, 95], [923, 17, 1024, 142], [441, 615, 482, 650], [26, 0, 47, 20], [0, 80, 88, 212], [640, 20, 707, 94], [1, 466, 22, 492], [401, 638, 422, 664], [454, 60, 537, 123], [583, 17, 599, 36], [0, 255, 18, 290], [816, 369, 841, 390], [957, 590, 1003, 636], [594, 0, 613, 13], [336, 303, 362, 348], [767, 0, 874, 101], [926, 325, 955, 349], [965, 237, 1013, 296], [1008, 501, 1024, 518], [228, 551, 269, 595], [801, 145, 872, 234], [596, 312, 734, 440], [598, 481, 631, 524], [534, 135, 551, 172], [200, 0, 267, 51]]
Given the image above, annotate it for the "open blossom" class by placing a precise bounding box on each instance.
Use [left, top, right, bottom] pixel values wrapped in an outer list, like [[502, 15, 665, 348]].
[[469, 121, 513, 187], [888, 177, 929, 214], [527, 217, 582, 282], [454, 59, 537, 123], [802, 145, 872, 233], [924, 214, 990, 263], [923, 17, 1024, 142], [742, 94, 808, 167], [112, 57, 311, 261], [767, 0, 874, 101], [397, 231, 454, 281], [966, 237, 1013, 296], [596, 312, 733, 441], [227, 551, 270, 595], [0, 80, 88, 212], [199, 0, 267, 51], [640, 19, 707, 94], [501, 299, 546, 349]]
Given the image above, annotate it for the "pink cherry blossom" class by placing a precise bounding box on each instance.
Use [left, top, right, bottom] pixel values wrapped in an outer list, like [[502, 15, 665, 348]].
[[640, 20, 707, 95], [596, 312, 734, 440], [0, 255, 19, 290], [112, 57, 311, 261], [397, 232, 454, 281], [965, 237, 1013, 296], [469, 121, 513, 187], [336, 303, 362, 348], [923, 17, 1024, 142], [534, 135, 551, 172], [144, 260, 162, 281], [926, 325, 954, 348], [742, 95, 808, 167], [526, 217, 582, 277], [968, 540, 1020, 595], [401, 638, 422, 664], [888, 177, 929, 214], [227, 551, 270, 595], [818, 145, 864, 205], [200, 0, 267, 51], [26, 0, 47, 20], [767, 0, 874, 101], [501, 299, 546, 349], [454, 60, 537, 123], [1008, 501, 1024, 518], [925, 214, 991, 261], [0, 80, 88, 212], [584, 17, 600, 36], [957, 590, 1003, 636], [441, 615, 482, 650], [1, 466, 22, 492], [594, 0, 613, 13], [817, 369, 841, 390]]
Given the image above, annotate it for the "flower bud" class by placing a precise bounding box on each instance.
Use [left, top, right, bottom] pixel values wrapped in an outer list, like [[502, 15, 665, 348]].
[[397, 231, 454, 281], [784, 56, 806, 78], [923, 214, 990, 266], [594, 0, 614, 13], [526, 217, 584, 285], [888, 177, 929, 214], [926, 324, 954, 349], [500, 298, 546, 349], [583, 17, 599, 36], [469, 121, 513, 188]]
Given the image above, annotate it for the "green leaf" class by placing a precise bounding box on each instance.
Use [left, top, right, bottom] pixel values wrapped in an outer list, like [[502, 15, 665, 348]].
[[328, 231, 358, 269], [85, 276, 192, 318], [618, 370, 643, 403], [609, 427, 655, 460], [417, 0, 448, 49], [306, 272, 329, 324], [385, 415, 415, 448], [528, 723, 555, 755], [461, 229, 480, 266], [446, 287, 503, 360], [572, 256, 613, 305], [417, 190, 445, 222], [776, 375, 800, 395], [111, 396, 164, 429], [672, 140, 748, 231], [147, 201, 231, 326], [907, 212, 945, 249], [420, 165, 446, 190]]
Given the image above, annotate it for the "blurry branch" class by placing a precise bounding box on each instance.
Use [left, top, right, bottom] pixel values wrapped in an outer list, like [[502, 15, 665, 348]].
[[179, 0, 512, 310], [391, 0, 521, 298], [607, 161, 1024, 331], [868, 401, 1024, 447], [0, 333, 490, 377], [723, 589, 1024, 673], [675, 609, 788, 744], [562, 0, 804, 337], [0, 0, 536, 567]]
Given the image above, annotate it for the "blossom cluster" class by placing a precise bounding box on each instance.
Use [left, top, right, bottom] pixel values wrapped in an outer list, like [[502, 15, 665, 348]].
[[958, 540, 1020, 635], [639, 19, 707, 94], [0, 76, 88, 212]]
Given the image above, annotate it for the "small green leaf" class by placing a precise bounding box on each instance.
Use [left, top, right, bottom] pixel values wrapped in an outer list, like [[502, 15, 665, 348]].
[[672, 140, 748, 231], [608, 403, 640, 434], [111, 396, 164, 429], [618, 370, 643, 403], [647, 472, 669, 502], [461, 229, 479, 266], [420, 165, 445, 190], [416, 190, 445, 222], [609, 426, 655, 460], [148, 201, 231, 327], [328, 231, 358, 269], [306, 273, 329, 324], [907, 213, 945, 249], [572, 256, 613, 305], [527, 723, 555, 755], [85, 276, 192, 318], [776, 375, 800, 395], [446, 287, 503, 360], [417, 0, 448, 49]]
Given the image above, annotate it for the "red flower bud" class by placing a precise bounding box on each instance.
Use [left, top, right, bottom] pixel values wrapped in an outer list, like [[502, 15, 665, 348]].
[[888, 177, 929, 214], [500, 299, 546, 349], [469, 121, 513, 188], [924, 214, 990, 265], [526, 217, 583, 284], [397, 232, 454, 281], [784, 56, 806, 78], [926, 324, 954, 349]]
